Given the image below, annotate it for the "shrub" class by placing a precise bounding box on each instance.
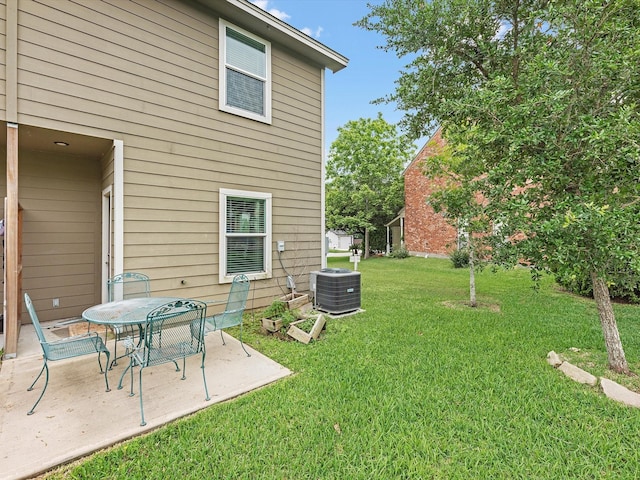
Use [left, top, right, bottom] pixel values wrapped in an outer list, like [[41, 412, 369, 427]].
[[389, 247, 409, 259], [450, 248, 470, 268], [556, 270, 640, 304]]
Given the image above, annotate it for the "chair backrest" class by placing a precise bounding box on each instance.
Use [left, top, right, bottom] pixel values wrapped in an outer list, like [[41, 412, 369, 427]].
[[214, 274, 250, 329], [142, 299, 207, 367], [24, 293, 47, 346], [108, 272, 150, 302]]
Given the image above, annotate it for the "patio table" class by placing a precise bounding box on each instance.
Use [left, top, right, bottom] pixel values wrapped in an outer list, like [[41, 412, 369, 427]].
[[82, 297, 184, 327]]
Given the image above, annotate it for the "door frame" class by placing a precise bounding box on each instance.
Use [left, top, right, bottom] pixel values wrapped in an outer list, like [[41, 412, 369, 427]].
[[101, 185, 112, 303]]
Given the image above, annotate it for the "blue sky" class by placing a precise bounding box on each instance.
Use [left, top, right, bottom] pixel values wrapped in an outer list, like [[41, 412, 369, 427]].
[[251, 0, 427, 155]]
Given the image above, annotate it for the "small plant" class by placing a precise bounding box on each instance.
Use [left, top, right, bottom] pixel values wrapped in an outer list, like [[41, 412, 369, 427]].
[[280, 309, 300, 329], [287, 313, 327, 344], [450, 248, 470, 268], [261, 299, 304, 333], [388, 246, 409, 259], [262, 300, 286, 319], [293, 317, 316, 333]]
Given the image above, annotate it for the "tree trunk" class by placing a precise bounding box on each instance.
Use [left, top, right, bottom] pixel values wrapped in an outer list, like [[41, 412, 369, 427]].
[[364, 228, 370, 259], [469, 246, 477, 307], [591, 271, 629, 374]]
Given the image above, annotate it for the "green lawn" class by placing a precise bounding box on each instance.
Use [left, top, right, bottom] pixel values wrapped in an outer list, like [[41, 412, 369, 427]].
[[47, 256, 640, 479]]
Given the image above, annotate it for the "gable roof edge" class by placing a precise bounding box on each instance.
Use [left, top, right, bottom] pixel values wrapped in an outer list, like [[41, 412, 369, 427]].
[[402, 126, 444, 176], [198, 0, 348, 73]]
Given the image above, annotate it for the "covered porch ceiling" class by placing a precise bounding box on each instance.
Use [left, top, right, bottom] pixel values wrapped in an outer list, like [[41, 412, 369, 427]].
[[1, 123, 113, 158]]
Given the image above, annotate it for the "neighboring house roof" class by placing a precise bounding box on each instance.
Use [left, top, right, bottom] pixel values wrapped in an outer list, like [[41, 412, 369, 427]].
[[402, 126, 445, 177], [197, 0, 348, 72], [385, 207, 405, 227]]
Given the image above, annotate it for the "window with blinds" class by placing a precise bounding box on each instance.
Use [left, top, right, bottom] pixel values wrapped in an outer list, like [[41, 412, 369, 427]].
[[219, 20, 272, 123], [220, 189, 272, 282]]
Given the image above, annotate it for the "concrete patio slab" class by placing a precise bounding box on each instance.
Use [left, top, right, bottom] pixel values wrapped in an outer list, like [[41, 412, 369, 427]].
[[0, 323, 291, 480]]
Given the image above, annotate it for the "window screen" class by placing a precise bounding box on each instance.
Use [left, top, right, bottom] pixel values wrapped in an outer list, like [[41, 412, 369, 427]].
[[220, 21, 271, 122], [220, 189, 272, 282]]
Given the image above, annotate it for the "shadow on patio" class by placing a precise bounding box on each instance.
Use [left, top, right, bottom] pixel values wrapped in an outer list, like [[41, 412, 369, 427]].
[[0, 321, 291, 480]]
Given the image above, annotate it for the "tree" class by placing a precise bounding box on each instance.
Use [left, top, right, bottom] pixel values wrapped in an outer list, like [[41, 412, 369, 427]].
[[326, 114, 413, 258], [422, 137, 491, 308], [358, 0, 640, 373]]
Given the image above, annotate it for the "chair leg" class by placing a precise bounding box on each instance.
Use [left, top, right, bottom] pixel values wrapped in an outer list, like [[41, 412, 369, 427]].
[[27, 363, 46, 392], [139, 367, 146, 427], [201, 352, 211, 401], [111, 332, 120, 368], [117, 359, 133, 391], [96, 345, 106, 374], [239, 325, 251, 357], [101, 350, 111, 392], [27, 362, 49, 415], [180, 357, 187, 380], [129, 361, 136, 397], [219, 328, 250, 357]]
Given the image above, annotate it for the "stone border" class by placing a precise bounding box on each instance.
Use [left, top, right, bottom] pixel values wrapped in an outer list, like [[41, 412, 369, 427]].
[[547, 351, 640, 407]]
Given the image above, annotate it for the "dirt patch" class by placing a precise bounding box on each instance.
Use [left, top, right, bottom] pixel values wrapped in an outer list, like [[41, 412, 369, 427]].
[[441, 300, 501, 313]]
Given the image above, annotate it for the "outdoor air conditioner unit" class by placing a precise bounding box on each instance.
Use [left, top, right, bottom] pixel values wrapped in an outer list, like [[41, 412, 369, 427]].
[[310, 268, 361, 315]]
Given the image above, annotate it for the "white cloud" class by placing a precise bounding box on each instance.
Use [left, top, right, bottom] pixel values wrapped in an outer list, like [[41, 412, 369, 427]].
[[301, 26, 323, 39], [251, 0, 291, 21], [252, 1, 323, 39]]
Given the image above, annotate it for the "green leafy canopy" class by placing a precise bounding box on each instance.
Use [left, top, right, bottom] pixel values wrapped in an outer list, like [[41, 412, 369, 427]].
[[358, 0, 640, 372], [326, 114, 414, 251]]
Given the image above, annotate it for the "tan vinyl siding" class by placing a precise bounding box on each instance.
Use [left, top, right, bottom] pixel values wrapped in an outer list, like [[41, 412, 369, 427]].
[[12, 0, 324, 309], [19, 150, 101, 322]]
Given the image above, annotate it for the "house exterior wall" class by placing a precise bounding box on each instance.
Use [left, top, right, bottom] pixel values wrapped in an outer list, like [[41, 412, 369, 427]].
[[326, 230, 352, 250], [18, 151, 102, 321], [403, 128, 457, 256], [0, 0, 341, 324], [390, 225, 402, 250]]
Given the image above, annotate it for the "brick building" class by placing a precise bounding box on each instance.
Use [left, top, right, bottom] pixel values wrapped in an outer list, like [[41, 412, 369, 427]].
[[387, 128, 459, 256]]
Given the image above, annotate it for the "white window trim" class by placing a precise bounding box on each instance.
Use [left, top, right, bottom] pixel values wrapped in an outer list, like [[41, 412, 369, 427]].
[[219, 188, 272, 283], [219, 19, 272, 124]]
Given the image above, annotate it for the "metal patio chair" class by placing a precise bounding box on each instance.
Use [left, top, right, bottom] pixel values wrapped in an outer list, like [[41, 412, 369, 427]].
[[117, 299, 210, 426], [204, 274, 251, 357], [24, 293, 111, 415], [107, 272, 150, 367]]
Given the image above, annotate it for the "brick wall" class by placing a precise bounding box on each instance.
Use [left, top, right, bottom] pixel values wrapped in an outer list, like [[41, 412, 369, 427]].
[[403, 128, 457, 256]]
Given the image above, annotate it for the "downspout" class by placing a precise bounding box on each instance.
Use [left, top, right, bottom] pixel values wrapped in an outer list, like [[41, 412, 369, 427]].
[[320, 67, 327, 269]]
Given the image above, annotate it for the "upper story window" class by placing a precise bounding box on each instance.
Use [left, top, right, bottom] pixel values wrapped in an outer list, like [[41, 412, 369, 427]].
[[219, 188, 272, 283], [219, 19, 272, 124]]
